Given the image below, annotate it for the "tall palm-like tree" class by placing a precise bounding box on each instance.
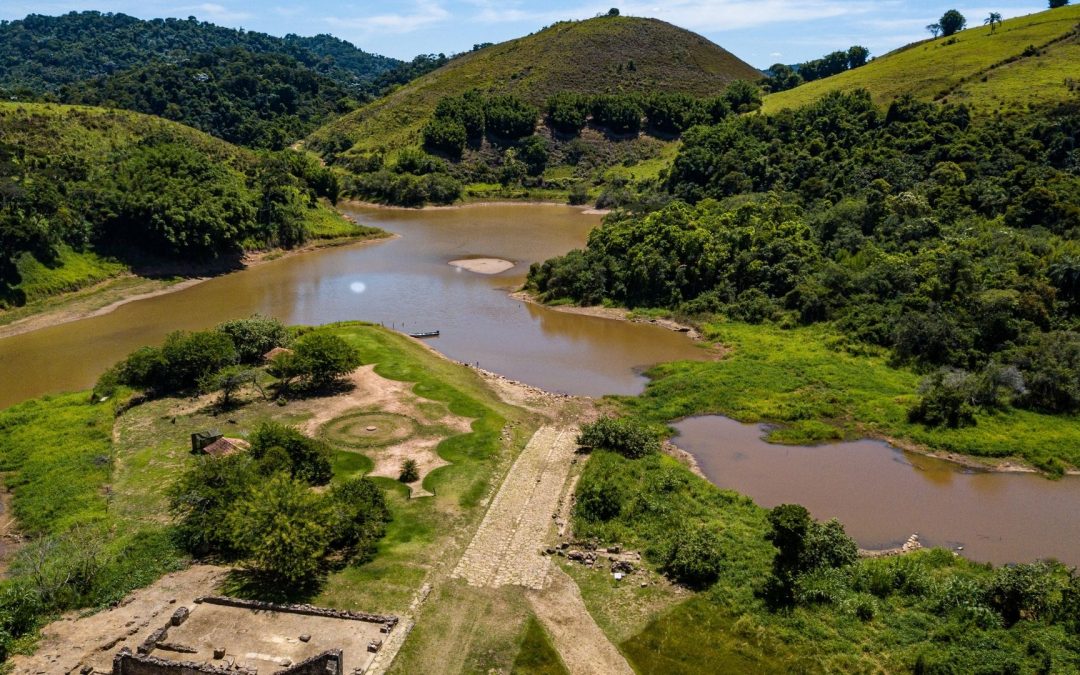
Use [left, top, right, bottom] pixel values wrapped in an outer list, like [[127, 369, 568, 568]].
[[984, 12, 1003, 33]]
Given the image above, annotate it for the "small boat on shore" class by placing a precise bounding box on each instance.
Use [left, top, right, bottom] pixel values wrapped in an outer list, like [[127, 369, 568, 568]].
[[408, 330, 440, 338]]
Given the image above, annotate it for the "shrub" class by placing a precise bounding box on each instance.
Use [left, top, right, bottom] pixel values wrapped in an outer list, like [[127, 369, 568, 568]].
[[517, 135, 549, 176], [568, 183, 590, 206], [661, 524, 725, 587], [249, 422, 333, 486], [577, 417, 659, 458], [908, 369, 978, 428], [216, 315, 288, 364], [399, 458, 419, 483], [985, 561, 1062, 626], [160, 329, 238, 392], [283, 330, 362, 390], [574, 463, 624, 522], [422, 118, 467, 158], [590, 95, 642, 135]]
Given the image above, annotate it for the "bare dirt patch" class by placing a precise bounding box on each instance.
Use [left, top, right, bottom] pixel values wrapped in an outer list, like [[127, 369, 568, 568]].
[[11, 564, 228, 675], [300, 366, 474, 496]]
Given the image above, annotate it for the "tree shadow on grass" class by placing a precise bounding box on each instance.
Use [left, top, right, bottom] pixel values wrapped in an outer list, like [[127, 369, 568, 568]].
[[220, 569, 326, 604]]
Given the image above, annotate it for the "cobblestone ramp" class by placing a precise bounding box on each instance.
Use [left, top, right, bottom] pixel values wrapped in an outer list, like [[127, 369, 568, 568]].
[[453, 426, 577, 589]]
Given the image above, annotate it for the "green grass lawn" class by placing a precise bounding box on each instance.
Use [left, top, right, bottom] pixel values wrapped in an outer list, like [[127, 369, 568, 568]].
[[763, 4, 1080, 115], [621, 321, 1080, 474]]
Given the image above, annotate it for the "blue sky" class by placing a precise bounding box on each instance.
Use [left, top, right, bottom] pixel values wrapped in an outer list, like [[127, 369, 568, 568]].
[[3, 0, 1051, 66]]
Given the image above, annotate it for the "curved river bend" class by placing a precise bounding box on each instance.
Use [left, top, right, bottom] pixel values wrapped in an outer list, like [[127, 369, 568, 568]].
[[0, 204, 1076, 566], [0, 204, 705, 408]]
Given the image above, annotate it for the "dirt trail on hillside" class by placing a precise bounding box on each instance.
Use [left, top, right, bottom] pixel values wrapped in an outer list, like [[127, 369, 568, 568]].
[[11, 565, 228, 675]]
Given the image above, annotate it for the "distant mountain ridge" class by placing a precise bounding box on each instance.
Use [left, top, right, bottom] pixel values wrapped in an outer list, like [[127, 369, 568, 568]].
[[0, 11, 400, 95]]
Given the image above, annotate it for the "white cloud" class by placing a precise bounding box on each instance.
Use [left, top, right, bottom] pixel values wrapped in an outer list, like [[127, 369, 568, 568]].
[[326, 0, 450, 34]]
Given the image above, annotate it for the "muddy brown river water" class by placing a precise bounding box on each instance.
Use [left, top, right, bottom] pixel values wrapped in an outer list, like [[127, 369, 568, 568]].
[[673, 416, 1080, 566], [0, 204, 705, 408], [1, 203, 1076, 565]]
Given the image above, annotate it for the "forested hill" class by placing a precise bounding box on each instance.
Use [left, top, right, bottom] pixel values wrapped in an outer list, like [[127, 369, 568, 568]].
[[306, 15, 761, 157], [0, 102, 369, 309], [61, 49, 357, 150], [763, 4, 1080, 114], [0, 11, 400, 95]]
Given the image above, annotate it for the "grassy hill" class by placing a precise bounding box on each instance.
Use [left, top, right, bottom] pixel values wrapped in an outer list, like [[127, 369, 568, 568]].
[[763, 4, 1080, 115], [307, 15, 760, 157], [0, 102, 379, 313]]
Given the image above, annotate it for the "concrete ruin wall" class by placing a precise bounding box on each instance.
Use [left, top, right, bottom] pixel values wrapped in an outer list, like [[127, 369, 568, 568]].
[[112, 648, 342, 675], [196, 595, 398, 627], [277, 649, 343, 675], [112, 649, 250, 675]]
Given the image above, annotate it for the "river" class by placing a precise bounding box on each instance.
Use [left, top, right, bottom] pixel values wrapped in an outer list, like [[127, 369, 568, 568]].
[[0, 204, 705, 408], [672, 416, 1080, 566], [0, 203, 1075, 566]]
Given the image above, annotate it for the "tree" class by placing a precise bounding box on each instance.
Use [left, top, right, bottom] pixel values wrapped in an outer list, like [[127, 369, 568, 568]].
[[327, 477, 390, 564], [985, 561, 1061, 626], [516, 135, 549, 176], [723, 80, 763, 113], [608, 8, 620, 16], [204, 365, 258, 407], [927, 23, 942, 38], [847, 45, 870, 68], [939, 10, 967, 36], [216, 315, 288, 364], [1049, 0, 1069, 8], [169, 453, 256, 556], [249, 421, 333, 485], [228, 474, 330, 582], [422, 118, 467, 158], [289, 330, 362, 389], [984, 12, 1002, 33], [160, 329, 238, 392]]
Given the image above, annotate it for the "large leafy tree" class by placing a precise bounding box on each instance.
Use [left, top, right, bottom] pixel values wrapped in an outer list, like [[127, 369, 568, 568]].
[[228, 474, 331, 582], [939, 9, 967, 36]]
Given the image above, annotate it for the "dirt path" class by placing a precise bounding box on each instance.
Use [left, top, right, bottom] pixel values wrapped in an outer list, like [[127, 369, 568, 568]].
[[452, 426, 577, 590], [527, 566, 635, 675], [11, 565, 228, 675]]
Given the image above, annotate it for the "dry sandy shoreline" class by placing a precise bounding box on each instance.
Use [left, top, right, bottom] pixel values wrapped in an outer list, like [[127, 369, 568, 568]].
[[0, 234, 390, 341]]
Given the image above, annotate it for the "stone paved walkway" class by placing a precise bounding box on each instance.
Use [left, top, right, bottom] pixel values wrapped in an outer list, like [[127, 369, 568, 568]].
[[452, 426, 577, 590]]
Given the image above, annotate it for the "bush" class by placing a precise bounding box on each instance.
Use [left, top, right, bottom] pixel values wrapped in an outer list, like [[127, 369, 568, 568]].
[[249, 422, 333, 486], [985, 561, 1062, 626], [577, 417, 659, 458], [517, 135, 549, 176], [547, 92, 589, 134], [160, 329, 238, 393], [216, 315, 288, 364], [399, 458, 419, 483], [661, 524, 724, 587], [277, 330, 361, 390], [908, 369, 978, 428], [574, 463, 624, 521], [590, 95, 642, 135], [422, 118, 467, 158], [485, 95, 538, 139], [568, 183, 590, 206]]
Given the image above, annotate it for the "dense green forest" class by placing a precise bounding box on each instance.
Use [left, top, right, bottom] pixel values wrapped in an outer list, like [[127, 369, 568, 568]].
[[0, 103, 358, 308], [529, 91, 1080, 424], [0, 11, 399, 95], [61, 48, 358, 149], [334, 86, 762, 206]]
